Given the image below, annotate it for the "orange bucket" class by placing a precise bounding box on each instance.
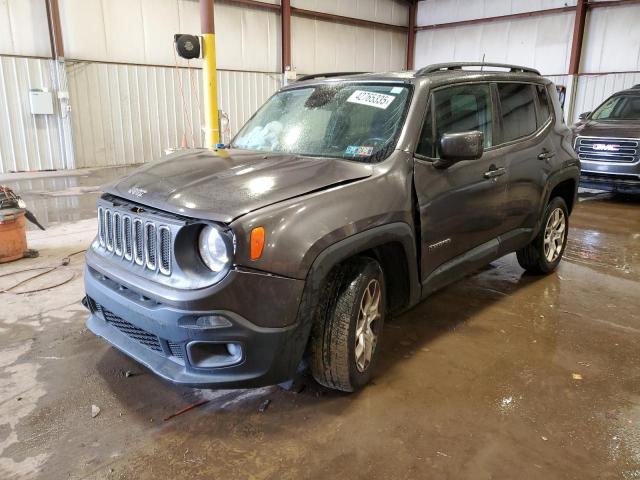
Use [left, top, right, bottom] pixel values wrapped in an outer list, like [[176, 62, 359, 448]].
[[0, 209, 27, 263]]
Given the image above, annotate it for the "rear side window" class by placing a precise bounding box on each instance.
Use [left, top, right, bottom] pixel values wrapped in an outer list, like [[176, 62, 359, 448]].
[[419, 84, 493, 158], [497, 83, 537, 142], [535, 85, 552, 126]]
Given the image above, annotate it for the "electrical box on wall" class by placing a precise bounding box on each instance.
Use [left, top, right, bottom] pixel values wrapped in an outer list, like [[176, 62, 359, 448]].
[[29, 89, 54, 115]]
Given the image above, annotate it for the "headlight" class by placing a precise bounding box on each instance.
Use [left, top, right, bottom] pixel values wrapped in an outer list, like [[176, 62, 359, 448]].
[[198, 225, 232, 273]]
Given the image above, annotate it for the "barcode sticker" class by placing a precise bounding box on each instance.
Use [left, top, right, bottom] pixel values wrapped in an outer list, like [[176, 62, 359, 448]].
[[347, 90, 396, 110]]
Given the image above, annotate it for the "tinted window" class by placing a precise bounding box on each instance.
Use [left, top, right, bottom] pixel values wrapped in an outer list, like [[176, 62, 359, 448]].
[[592, 94, 640, 120], [429, 84, 493, 157], [536, 85, 552, 126], [416, 102, 434, 157], [498, 83, 537, 142]]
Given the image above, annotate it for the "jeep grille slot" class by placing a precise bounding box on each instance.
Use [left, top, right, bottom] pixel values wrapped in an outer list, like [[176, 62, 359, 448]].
[[105, 210, 114, 252], [133, 219, 144, 266], [159, 226, 171, 275], [145, 223, 157, 271], [123, 216, 133, 260], [114, 213, 123, 256], [576, 137, 639, 163], [98, 207, 105, 247], [96, 207, 172, 276]]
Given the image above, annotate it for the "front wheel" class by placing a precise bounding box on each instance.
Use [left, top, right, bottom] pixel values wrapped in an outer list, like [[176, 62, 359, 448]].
[[517, 197, 569, 274], [309, 257, 385, 392]]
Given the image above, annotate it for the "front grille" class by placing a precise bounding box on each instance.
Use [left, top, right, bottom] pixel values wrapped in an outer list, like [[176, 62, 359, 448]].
[[98, 304, 162, 352], [97, 207, 172, 275], [576, 137, 639, 163]]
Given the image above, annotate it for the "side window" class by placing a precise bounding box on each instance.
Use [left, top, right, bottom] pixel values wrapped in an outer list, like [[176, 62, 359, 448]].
[[497, 83, 537, 142], [432, 84, 493, 156], [535, 84, 552, 126], [416, 102, 434, 157]]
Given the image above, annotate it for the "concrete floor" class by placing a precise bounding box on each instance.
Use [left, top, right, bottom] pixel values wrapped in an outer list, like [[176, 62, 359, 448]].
[[1, 167, 639, 480]]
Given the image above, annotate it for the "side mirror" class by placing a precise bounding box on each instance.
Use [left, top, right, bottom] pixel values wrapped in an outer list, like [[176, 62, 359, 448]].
[[434, 131, 484, 169], [578, 111, 591, 120]]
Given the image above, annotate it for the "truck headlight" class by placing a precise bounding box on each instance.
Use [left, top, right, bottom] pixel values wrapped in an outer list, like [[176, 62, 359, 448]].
[[198, 225, 232, 274]]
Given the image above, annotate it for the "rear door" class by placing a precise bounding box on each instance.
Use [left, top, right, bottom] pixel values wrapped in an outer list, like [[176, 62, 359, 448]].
[[413, 82, 508, 282], [497, 82, 555, 237]]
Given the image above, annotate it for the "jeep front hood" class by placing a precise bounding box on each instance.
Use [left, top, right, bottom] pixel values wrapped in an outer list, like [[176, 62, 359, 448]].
[[103, 149, 372, 223]]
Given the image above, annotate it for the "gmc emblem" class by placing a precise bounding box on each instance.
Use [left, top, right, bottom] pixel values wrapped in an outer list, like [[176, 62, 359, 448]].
[[592, 144, 619, 151]]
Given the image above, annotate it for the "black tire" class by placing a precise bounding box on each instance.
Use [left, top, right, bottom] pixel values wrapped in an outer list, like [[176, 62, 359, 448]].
[[309, 257, 386, 392], [517, 196, 569, 274]]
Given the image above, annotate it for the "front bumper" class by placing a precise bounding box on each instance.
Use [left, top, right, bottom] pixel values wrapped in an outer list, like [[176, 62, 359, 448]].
[[84, 263, 309, 388], [580, 173, 640, 194]]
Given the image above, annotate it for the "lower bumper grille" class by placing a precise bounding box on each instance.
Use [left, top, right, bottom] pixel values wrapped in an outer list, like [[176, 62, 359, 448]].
[[168, 342, 185, 359], [97, 304, 162, 352]]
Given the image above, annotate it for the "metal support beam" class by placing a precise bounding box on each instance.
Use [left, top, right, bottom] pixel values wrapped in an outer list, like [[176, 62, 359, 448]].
[[45, 0, 64, 58], [281, 0, 291, 73], [407, 1, 416, 70], [569, 0, 588, 75], [200, 0, 221, 148]]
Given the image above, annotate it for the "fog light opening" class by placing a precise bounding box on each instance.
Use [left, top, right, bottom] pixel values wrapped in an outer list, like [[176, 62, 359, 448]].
[[187, 342, 243, 368]]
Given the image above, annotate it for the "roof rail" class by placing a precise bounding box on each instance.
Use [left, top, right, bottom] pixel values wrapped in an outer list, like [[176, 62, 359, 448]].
[[416, 62, 540, 76], [297, 72, 369, 81]]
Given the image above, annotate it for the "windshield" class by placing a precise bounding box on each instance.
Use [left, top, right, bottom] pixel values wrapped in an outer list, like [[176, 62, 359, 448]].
[[591, 94, 640, 120], [232, 83, 411, 162]]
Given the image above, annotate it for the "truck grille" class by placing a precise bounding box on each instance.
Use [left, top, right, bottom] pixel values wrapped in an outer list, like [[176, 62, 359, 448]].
[[576, 137, 639, 163], [97, 304, 163, 352], [98, 207, 172, 275]]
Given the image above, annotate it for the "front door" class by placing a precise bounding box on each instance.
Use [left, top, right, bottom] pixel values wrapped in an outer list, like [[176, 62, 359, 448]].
[[413, 83, 508, 283]]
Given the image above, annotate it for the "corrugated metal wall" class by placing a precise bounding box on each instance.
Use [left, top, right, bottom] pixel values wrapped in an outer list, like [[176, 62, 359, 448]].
[[567, 2, 640, 122], [66, 61, 281, 168], [0, 0, 52, 57], [0, 56, 66, 173], [414, 11, 575, 76], [417, 0, 577, 25], [415, 0, 640, 125], [59, 0, 281, 72], [292, 0, 409, 26], [291, 19, 408, 74]]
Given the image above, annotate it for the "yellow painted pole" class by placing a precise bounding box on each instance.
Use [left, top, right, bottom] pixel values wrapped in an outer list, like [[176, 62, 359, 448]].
[[200, 0, 220, 148]]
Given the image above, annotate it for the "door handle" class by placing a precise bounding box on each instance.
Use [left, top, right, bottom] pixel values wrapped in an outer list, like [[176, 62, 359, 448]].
[[483, 167, 506, 179], [538, 150, 556, 160]]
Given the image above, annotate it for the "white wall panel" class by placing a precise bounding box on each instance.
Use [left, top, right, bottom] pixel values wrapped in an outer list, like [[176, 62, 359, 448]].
[[59, 0, 280, 72], [417, 0, 577, 26], [571, 73, 640, 123], [415, 12, 574, 75], [0, 57, 66, 173], [67, 61, 280, 168], [581, 3, 640, 74], [291, 17, 407, 74], [292, 0, 409, 26], [0, 0, 51, 57]]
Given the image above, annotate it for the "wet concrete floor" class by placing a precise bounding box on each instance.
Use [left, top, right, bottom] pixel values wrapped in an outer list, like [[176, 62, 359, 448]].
[[0, 167, 638, 479]]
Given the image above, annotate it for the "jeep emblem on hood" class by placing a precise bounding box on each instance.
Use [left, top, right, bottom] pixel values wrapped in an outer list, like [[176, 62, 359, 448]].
[[592, 144, 620, 151], [128, 186, 147, 198]]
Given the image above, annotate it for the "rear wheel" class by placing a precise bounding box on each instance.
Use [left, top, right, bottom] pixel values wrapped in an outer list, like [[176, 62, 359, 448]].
[[309, 257, 385, 392], [517, 197, 569, 274]]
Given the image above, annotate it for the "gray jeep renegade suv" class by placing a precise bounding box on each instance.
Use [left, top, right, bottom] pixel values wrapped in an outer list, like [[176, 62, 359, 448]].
[[84, 63, 580, 392]]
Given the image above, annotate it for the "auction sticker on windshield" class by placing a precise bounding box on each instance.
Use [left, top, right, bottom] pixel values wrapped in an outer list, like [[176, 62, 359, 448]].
[[345, 146, 374, 156], [347, 90, 396, 110]]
